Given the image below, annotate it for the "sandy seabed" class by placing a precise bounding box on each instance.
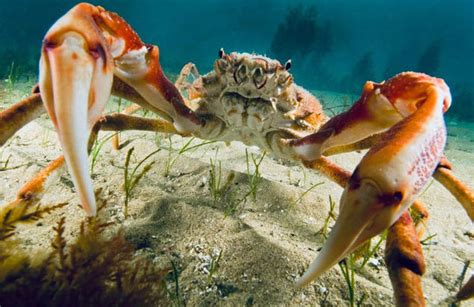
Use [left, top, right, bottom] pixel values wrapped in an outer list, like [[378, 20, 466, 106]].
[[0, 87, 473, 306]]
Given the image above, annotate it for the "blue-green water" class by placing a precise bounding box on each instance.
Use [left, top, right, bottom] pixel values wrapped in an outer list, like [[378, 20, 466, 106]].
[[0, 2, 473, 305], [0, 0, 473, 121]]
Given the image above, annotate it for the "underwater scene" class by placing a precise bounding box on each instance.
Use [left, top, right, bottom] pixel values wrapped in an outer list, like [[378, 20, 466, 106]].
[[0, 0, 473, 306]]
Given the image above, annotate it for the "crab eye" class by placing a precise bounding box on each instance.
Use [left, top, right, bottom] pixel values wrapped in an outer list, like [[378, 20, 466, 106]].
[[253, 67, 267, 89], [235, 64, 248, 84], [284, 59, 292, 70], [218, 48, 225, 59]]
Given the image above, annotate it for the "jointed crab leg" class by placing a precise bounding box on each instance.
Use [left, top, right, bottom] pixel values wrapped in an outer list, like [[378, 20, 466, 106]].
[[38, 3, 201, 215], [433, 166, 474, 220], [293, 72, 453, 287], [385, 211, 426, 306], [109, 71, 200, 150], [0, 93, 45, 146], [3, 113, 178, 216], [87, 113, 180, 152]]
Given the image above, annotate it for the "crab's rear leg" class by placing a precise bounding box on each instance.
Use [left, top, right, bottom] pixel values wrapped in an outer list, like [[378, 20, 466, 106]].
[[2, 113, 180, 216], [292, 72, 453, 286], [175, 62, 200, 94], [0, 93, 45, 146]]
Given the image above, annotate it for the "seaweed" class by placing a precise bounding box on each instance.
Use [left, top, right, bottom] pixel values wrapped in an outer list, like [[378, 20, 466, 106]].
[[315, 195, 337, 239], [167, 258, 184, 306], [292, 181, 324, 207], [338, 256, 367, 307], [269, 4, 331, 63], [0, 199, 67, 241], [449, 84, 474, 122], [89, 132, 118, 174], [207, 249, 223, 284], [208, 152, 236, 207], [244, 149, 266, 202], [208, 157, 224, 205], [0, 193, 168, 306], [340, 51, 377, 94], [162, 137, 216, 177], [123, 146, 161, 218], [416, 40, 442, 76]]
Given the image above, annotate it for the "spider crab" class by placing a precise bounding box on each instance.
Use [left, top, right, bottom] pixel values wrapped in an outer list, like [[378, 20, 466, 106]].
[[1, 3, 473, 305]]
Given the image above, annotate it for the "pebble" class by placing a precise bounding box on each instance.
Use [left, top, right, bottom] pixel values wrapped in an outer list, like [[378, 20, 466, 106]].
[[318, 286, 328, 295], [300, 293, 306, 301], [368, 258, 380, 267]]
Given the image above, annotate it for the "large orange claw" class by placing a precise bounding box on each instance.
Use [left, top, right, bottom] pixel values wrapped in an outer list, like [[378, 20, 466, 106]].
[[40, 3, 114, 215], [294, 72, 452, 287], [39, 3, 200, 215]]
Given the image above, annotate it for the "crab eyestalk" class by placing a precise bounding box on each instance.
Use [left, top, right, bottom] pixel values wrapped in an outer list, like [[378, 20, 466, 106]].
[[294, 72, 452, 287]]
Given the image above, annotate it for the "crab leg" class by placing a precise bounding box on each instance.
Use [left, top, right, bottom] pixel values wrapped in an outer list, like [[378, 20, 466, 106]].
[[87, 113, 180, 153], [433, 166, 474, 220], [109, 71, 198, 150], [292, 72, 452, 287], [385, 210, 426, 306], [109, 104, 144, 150], [2, 113, 178, 214], [38, 3, 201, 216], [0, 93, 45, 146]]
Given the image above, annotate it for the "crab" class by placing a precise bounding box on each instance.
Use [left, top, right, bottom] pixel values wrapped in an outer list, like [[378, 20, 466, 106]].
[[1, 3, 473, 305]]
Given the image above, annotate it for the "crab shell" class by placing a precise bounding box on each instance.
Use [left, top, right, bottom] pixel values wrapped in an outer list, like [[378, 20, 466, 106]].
[[182, 52, 328, 153]]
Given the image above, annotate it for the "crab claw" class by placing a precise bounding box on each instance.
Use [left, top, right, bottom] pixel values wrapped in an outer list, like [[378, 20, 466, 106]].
[[295, 72, 451, 287], [39, 4, 114, 215]]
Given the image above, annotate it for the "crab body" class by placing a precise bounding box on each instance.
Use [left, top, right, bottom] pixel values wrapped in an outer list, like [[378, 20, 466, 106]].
[[182, 52, 326, 158]]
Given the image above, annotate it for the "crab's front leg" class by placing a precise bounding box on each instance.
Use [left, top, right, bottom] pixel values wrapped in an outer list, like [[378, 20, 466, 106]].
[[291, 72, 452, 286], [39, 3, 201, 215]]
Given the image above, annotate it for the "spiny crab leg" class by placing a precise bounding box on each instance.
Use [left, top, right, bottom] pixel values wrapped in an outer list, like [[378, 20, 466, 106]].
[[290, 72, 452, 287], [39, 3, 201, 215], [0, 92, 44, 146]]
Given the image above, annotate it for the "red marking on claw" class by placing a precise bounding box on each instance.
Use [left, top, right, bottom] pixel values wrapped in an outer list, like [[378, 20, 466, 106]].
[[95, 6, 144, 53], [379, 72, 451, 113]]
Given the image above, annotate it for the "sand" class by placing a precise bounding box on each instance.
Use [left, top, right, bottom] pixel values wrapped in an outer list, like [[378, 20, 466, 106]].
[[0, 85, 473, 306]]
